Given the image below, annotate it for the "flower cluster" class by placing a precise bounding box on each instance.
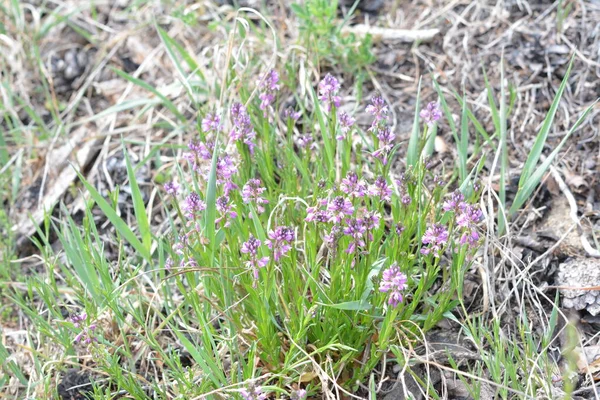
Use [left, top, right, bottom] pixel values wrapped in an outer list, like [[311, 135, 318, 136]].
[[202, 112, 221, 133], [456, 204, 483, 248], [337, 111, 355, 140], [231, 102, 258, 154], [421, 224, 449, 257], [366, 95, 395, 165], [420, 101, 442, 126], [242, 179, 269, 214], [442, 190, 466, 213], [318, 73, 341, 111], [266, 226, 295, 262], [340, 172, 366, 198], [379, 263, 408, 307], [240, 385, 267, 400], [183, 192, 206, 220], [258, 69, 280, 116], [241, 236, 270, 286], [70, 313, 98, 346]]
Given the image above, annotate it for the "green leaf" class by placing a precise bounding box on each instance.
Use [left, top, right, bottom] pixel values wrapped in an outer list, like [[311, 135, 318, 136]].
[[111, 67, 186, 122], [123, 147, 152, 252], [518, 55, 575, 188], [74, 169, 151, 262], [320, 300, 371, 311]]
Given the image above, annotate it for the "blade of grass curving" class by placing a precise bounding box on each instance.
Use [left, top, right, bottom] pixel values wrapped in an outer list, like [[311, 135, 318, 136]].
[[123, 147, 152, 253], [518, 55, 575, 189], [509, 101, 596, 216], [111, 67, 186, 122], [74, 169, 151, 262], [157, 25, 205, 82], [453, 93, 492, 145], [0, 339, 27, 385], [407, 77, 422, 167]]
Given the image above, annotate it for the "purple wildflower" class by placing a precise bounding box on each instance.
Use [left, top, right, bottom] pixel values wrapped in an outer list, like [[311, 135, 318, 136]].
[[395, 222, 405, 236], [242, 179, 269, 214], [296, 133, 314, 149], [240, 385, 267, 400], [183, 193, 206, 219], [401, 194, 412, 205], [421, 224, 449, 257], [323, 225, 342, 247], [266, 226, 295, 262], [258, 69, 280, 116], [366, 94, 389, 123], [337, 111, 355, 140], [342, 218, 366, 254], [318, 73, 341, 111], [327, 196, 354, 224], [442, 190, 467, 213], [215, 195, 237, 228], [284, 107, 302, 121], [372, 126, 396, 165], [164, 181, 180, 196], [230, 102, 257, 153], [456, 205, 483, 248], [363, 210, 381, 231], [379, 263, 407, 307], [420, 101, 442, 126], [241, 236, 270, 285], [202, 113, 221, 133], [340, 172, 366, 198], [369, 177, 392, 202], [305, 199, 329, 223], [291, 389, 307, 400], [185, 140, 213, 172], [70, 313, 98, 346], [165, 258, 174, 271]]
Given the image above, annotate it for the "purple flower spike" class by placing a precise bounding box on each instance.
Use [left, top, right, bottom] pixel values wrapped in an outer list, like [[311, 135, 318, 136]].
[[284, 107, 302, 121], [442, 190, 466, 213], [456, 204, 483, 249], [183, 193, 206, 219], [242, 179, 269, 214], [379, 263, 408, 307], [266, 226, 295, 262], [201, 113, 221, 133], [164, 181, 180, 196], [372, 126, 396, 165], [258, 69, 280, 116], [318, 73, 341, 111], [369, 176, 392, 202], [240, 385, 267, 400], [342, 218, 366, 254], [366, 94, 389, 123], [241, 236, 270, 286], [215, 195, 237, 228], [337, 111, 355, 140], [327, 196, 354, 224], [421, 224, 449, 257], [230, 102, 258, 153], [291, 388, 307, 400], [340, 172, 366, 198], [420, 101, 442, 126]]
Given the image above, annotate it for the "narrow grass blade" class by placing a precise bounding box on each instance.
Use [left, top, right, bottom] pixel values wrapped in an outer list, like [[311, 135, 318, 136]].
[[498, 59, 508, 235], [112, 67, 186, 122], [308, 85, 335, 179], [74, 169, 151, 262], [123, 147, 152, 252], [157, 26, 205, 81], [458, 92, 469, 183], [204, 139, 218, 251], [518, 55, 575, 188], [509, 101, 596, 216], [433, 78, 459, 145], [407, 78, 422, 167]]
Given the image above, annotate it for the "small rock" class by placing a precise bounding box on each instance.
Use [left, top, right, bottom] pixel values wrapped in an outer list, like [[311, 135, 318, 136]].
[[556, 257, 600, 315]]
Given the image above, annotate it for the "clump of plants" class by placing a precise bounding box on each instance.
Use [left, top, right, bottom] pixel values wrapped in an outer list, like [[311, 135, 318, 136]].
[[148, 69, 484, 397]]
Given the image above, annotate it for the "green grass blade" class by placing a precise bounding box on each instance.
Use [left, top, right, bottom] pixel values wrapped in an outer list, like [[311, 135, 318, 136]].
[[518, 55, 575, 188], [204, 139, 218, 251], [498, 59, 508, 235], [308, 85, 335, 179], [407, 78, 422, 167], [509, 101, 596, 216], [458, 92, 469, 183], [123, 147, 152, 253], [74, 169, 151, 262], [433, 78, 459, 145], [111, 67, 186, 122], [157, 25, 205, 81]]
